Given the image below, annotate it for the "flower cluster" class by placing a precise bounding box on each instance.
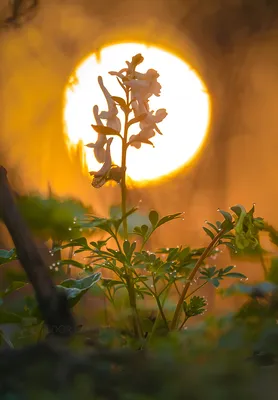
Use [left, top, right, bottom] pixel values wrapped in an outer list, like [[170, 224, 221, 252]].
[[86, 53, 167, 188]]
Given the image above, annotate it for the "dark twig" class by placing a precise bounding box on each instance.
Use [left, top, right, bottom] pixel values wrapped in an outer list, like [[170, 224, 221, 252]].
[[0, 166, 76, 337]]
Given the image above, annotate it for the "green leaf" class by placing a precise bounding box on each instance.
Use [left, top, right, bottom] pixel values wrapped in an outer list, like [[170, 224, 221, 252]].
[[91, 124, 121, 136], [57, 272, 101, 308], [183, 296, 207, 318], [156, 213, 183, 229], [141, 225, 149, 236], [149, 210, 159, 227], [127, 113, 147, 127], [101, 279, 123, 288], [0, 249, 17, 266], [225, 272, 247, 279], [231, 204, 246, 217], [206, 222, 219, 233], [123, 240, 131, 256], [56, 259, 90, 270], [52, 237, 91, 252], [221, 219, 234, 231], [223, 265, 235, 274], [111, 96, 127, 109], [211, 278, 220, 287], [203, 227, 215, 240], [218, 209, 233, 222]]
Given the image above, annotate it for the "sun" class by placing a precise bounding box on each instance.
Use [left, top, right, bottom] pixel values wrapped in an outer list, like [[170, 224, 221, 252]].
[[64, 43, 211, 184]]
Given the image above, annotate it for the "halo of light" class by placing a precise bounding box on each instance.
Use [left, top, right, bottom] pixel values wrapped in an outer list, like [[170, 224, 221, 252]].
[[64, 43, 211, 184]]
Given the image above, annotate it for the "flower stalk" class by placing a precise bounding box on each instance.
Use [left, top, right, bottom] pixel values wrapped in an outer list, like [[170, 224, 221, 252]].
[[170, 229, 225, 330]]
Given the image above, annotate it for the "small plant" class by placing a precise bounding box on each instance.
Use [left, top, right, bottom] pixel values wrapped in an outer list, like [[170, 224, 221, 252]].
[[50, 55, 265, 345], [0, 55, 266, 348]]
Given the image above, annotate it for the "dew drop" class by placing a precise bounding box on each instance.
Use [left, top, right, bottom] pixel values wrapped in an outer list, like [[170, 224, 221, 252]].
[[52, 263, 56, 267], [55, 267, 59, 271], [217, 208, 220, 212], [68, 227, 72, 231], [49, 266, 53, 270]]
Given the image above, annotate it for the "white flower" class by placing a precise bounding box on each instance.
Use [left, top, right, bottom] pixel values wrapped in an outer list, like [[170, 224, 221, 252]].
[[109, 53, 144, 80], [89, 137, 113, 178], [86, 105, 107, 163], [129, 100, 167, 149], [97, 76, 121, 132], [124, 69, 161, 101]]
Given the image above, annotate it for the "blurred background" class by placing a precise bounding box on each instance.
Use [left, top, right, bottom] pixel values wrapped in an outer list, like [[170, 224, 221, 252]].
[[1, 0, 278, 315]]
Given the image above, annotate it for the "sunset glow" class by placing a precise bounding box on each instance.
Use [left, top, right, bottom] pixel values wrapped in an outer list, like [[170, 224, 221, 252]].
[[64, 43, 211, 184]]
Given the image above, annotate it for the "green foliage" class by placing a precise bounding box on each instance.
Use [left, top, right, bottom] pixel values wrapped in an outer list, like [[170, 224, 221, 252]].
[[183, 296, 207, 318], [199, 265, 246, 288], [15, 194, 90, 241], [52, 202, 263, 341], [57, 273, 101, 308], [0, 249, 17, 266]]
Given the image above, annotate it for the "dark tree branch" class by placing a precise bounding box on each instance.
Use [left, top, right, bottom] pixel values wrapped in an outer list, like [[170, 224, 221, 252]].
[[0, 166, 76, 337]]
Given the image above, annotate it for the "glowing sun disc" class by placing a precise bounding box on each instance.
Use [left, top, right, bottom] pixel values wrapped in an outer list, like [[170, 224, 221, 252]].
[[64, 43, 210, 183]]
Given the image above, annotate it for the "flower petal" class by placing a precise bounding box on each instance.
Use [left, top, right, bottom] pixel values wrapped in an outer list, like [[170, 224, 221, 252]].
[[90, 137, 113, 177]]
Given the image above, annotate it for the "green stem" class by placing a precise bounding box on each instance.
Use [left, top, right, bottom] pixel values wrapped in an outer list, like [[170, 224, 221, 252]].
[[121, 91, 130, 240], [170, 229, 225, 330], [174, 281, 181, 296], [120, 87, 142, 339], [179, 316, 189, 331], [151, 274, 168, 330], [144, 285, 171, 347], [184, 281, 208, 301], [154, 294, 168, 330]]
